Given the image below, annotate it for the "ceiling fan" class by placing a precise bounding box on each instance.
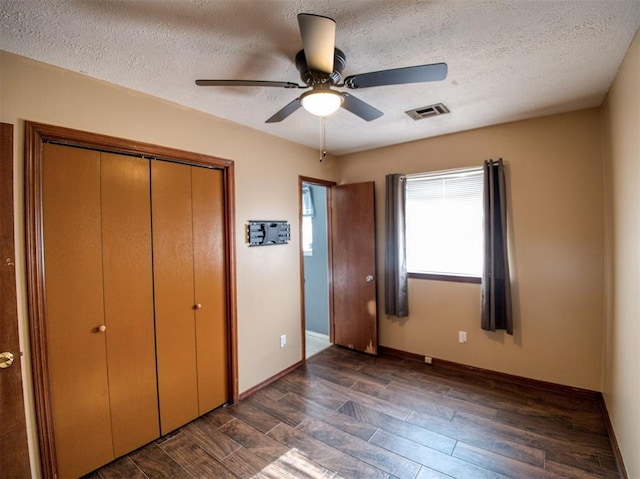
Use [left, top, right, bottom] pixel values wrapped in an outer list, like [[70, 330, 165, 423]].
[[196, 13, 448, 123]]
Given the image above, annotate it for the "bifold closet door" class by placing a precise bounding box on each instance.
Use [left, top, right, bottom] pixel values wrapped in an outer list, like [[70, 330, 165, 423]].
[[43, 144, 113, 479], [192, 166, 228, 413], [100, 152, 159, 456], [43, 144, 159, 478], [151, 160, 199, 433], [152, 161, 228, 434]]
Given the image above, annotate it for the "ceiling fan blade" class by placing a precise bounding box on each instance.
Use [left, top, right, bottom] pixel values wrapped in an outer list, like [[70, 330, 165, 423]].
[[196, 79, 303, 88], [297, 13, 336, 74], [343, 63, 448, 89], [265, 98, 302, 123], [341, 93, 383, 121]]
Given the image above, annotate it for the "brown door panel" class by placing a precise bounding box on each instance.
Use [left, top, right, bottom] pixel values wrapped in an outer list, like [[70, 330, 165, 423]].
[[101, 152, 159, 456], [0, 123, 31, 478], [151, 161, 199, 434], [331, 182, 378, 354], [192, 167, 228, 413], [42, 144, 114, 478]]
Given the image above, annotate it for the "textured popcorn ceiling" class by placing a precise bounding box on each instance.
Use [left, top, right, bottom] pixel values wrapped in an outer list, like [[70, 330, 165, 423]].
[[2, 0, 639, 155]]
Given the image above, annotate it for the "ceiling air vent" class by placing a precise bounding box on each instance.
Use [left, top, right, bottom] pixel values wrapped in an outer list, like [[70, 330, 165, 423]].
[[405, 103, 449, 120]]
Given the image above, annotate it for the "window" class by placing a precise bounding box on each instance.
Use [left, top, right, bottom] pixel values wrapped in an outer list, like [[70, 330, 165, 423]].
[[302, 185, 315, 256], [302, 216, 313, 255], [405, 167, 483, 280]]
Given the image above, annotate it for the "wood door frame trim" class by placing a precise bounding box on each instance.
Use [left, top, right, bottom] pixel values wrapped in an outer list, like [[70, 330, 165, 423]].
[[24, 121, 239, 479], [1, 122, 32, 477], [298, 176, 336, 362]]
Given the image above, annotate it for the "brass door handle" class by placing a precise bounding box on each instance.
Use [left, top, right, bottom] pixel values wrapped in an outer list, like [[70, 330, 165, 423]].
[[0, 352, 14, 369], [365, 275, 374, 282]]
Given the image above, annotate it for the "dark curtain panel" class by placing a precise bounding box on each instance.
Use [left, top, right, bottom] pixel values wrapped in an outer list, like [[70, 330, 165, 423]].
[[385, 174, 409, 317], [481, 159, 513, 334]]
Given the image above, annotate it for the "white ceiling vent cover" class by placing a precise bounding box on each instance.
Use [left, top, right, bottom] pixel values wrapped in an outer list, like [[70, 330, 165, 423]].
[[405, 103, 450, 120]]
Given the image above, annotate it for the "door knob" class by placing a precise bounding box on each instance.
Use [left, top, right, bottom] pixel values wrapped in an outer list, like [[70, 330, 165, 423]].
[[194, 303, 202, 310], [0, 352, 14, 369], [97, 325, 107, 333], [365, 275, 374, 282]]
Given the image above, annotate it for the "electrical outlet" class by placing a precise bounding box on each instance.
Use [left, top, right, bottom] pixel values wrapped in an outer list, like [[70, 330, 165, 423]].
[[424, 356, 433, 365], [459, 331, 467, 343], [280, 334, 287, 348]]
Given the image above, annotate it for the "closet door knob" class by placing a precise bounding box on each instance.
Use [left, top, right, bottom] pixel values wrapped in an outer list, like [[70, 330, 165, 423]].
[[97, 325, 107, 333], [194, 303, 202, 310]]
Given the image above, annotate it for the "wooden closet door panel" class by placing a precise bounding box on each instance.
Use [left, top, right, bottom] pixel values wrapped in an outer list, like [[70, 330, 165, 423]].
[[151, 160, 199, 434], [192, 167, 228, 413], [101, 152, 159, 456], [42, 143, 114, 478]]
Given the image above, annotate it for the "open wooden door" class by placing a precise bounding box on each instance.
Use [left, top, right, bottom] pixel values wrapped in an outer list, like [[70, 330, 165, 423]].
[[0, 123, 31, 478], [331, 182, 377, 354]]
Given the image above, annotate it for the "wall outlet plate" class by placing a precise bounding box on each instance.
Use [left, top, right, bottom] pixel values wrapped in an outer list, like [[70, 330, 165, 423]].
[[424, 356, 433, 365], [280, 334, 287, 348], [459, 331, 467, 343]]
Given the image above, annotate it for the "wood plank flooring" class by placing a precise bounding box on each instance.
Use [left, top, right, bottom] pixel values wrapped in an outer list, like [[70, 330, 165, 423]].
[[84, 346, 620, 479]]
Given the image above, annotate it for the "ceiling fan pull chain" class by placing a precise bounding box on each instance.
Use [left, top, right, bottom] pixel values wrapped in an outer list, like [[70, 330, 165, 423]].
[[319, 116, 327, 162]]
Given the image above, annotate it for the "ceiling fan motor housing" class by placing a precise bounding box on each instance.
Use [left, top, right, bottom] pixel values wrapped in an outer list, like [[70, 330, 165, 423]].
[[295, 48, 347, 85]]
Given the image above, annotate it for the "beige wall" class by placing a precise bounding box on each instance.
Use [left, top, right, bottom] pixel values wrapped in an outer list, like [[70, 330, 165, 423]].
[[1, 51, 337, 477], [602, 28, 640, 479], [337, 109, 605, 391]]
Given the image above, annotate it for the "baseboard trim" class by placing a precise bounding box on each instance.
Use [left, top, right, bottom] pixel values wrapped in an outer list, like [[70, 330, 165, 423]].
[[600, 396, 629, 479], [378, 345, 600, 400], [378, 345, 628, 476], [238, 360, 304, 401], [378, 345, 425, 363]]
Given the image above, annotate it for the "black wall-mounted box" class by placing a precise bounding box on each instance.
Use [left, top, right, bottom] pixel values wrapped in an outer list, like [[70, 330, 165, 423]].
[[247, 221, 290, 246]]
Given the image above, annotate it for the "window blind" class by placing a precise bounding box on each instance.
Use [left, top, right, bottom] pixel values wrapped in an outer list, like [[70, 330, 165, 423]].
[[405, 167, 484, 277]]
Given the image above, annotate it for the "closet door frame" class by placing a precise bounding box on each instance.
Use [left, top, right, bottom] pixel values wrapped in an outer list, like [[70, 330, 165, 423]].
[[25, 121, 238, 479]]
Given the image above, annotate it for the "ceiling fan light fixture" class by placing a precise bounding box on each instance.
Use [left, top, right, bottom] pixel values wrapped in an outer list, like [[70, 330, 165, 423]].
[[300, 89, 343, 116]]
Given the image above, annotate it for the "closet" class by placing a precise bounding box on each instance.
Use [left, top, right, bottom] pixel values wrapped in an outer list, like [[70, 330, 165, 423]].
[[41, 143, 228, 478]]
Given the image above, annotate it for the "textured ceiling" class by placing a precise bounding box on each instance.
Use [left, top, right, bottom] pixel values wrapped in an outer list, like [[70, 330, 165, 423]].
[[2, 0, 639, 155]]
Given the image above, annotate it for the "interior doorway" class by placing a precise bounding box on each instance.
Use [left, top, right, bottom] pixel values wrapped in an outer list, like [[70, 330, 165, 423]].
[[300, 178, 334, 359]]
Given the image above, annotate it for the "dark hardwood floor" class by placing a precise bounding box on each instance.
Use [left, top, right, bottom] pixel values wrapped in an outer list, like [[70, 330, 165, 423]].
[[84, 346, 620, 479]]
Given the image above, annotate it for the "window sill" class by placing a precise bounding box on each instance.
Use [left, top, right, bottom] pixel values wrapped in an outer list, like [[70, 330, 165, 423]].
[[408, 272, 481, 284]]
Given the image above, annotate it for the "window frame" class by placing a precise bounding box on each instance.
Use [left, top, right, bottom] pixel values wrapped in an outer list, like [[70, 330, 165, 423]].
[[405, 166, 484, 284]]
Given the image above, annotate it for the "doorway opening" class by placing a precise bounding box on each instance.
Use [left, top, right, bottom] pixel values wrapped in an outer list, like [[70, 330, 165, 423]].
[[299, 177, 378, 358], [300, 178, 334, 359]]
